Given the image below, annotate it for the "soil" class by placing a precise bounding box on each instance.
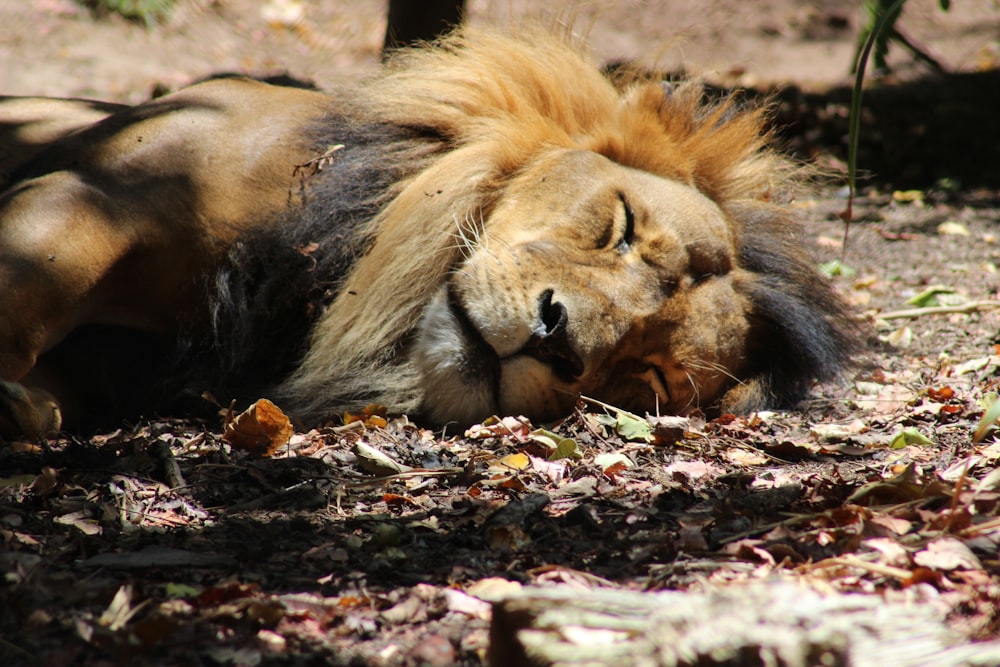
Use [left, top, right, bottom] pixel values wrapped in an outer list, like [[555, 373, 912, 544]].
[[2, 2, 1000, 666]]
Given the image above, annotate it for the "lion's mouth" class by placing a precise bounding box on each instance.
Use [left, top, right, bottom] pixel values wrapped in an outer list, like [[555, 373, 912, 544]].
[[412, 284, 502, 424], [444, 284, 502, 394]]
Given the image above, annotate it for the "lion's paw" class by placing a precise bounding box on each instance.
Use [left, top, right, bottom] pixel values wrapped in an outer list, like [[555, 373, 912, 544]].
[[0, 381, 62, 442]]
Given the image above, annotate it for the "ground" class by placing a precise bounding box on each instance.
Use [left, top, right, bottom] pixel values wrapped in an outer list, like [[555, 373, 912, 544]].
[[2, 1, 1000, 665]]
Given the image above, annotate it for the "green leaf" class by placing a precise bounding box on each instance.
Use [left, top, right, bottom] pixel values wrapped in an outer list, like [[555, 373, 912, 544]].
[[889, 428, 933, 449], [819, 260, 858, 278], [529, 429, 580, 460], [615, 412, 655, 443], [974, 396, 1000, 444], [165, 583, 200, 599], [905, 285, 954, 307]]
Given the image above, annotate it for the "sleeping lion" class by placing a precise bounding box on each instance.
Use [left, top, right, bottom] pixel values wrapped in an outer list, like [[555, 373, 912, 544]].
[[0, 27, 856, 438]]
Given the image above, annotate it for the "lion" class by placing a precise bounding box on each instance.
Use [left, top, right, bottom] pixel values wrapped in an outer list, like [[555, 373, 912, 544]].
[[0, 27, 856, 439]]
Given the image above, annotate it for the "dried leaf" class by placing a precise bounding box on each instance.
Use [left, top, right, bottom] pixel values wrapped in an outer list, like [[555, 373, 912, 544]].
[[528, 456, 568, 483], [343, 404, 388, 428], [98, 585, 147, 631], [54, 510, 102, 536], [594, 452, 634, 473], [724, 448, 769, 466], [489, 453, 530, 473], [892, 189, 925, 203], [441, 588, 492, 619], [955, 356, 993, 376], [913, 537, 982, 571], [863, 537, 910, 565], [885, 325, 913, 348], [937, 221, 970, 236], [31, 467, 60, 497], [466, 416, 532, 440], [354, 441, 410, 475], [664, 460, 724, 482], [223, 399, 293, 456], [465, 577, 523, 602]]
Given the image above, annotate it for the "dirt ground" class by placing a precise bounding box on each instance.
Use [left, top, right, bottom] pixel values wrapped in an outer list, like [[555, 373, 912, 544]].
[[2, 1, 1000, 666]]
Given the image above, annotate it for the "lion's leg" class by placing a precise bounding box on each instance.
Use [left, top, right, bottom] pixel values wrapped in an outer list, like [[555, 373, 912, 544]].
[[0, 171, 137, 438]]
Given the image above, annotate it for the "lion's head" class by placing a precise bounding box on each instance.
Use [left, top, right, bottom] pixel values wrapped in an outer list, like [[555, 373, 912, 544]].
[[415, 148, 759, 424], [212, 27, 855, 426]]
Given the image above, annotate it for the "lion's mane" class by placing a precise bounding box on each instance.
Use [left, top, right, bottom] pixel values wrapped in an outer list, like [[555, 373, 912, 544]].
[[203, 26, 854, 424]]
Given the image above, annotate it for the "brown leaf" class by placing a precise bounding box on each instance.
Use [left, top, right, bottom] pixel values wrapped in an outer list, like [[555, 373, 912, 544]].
[[223, 399, 293, 456], [913, 537, 983, 571]]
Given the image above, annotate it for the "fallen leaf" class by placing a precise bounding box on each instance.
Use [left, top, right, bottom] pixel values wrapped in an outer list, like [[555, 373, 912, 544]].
[[863, 537, 910, 565], [973, 395, 1000, 444], [927, 386, 955, 401], [594, 452, 634, 474], [724, 448, 769, 466], [343, 404, 388, 429], [466, 577, 523, 602], [31, 467, 60, 497], [441, 589, 492, 619], [810, 420, 866, 443], [528, 455, 568, 483], [354, 441, 411, 475], [223, 399, 293, 456], [54, 510, 101, 536], [818, 259, 858, 278], [98, 585, 147, 631], [913, 537, 982, 571], [664, 460, 723, 482], [892, 189, 925, 203], [885, 325, 913, 348], [528, 428, 580, 460], [889, 428, 933, 449], [466, 416, 532, 440], [955, 356, 993, 376], [489, 453, 530, 474], [613, 411, 655, 443], [868, 515, 913, 536], [937, 221, 970, 236]]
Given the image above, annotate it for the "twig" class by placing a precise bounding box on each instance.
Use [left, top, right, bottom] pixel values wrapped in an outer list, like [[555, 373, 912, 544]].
[[806, 554, 913, 581], [878, 300, 1000, 321], [150, 438, 187, 490]]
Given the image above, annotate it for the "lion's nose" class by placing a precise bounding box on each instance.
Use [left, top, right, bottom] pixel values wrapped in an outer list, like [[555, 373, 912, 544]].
[[521, 289, 585, 381]]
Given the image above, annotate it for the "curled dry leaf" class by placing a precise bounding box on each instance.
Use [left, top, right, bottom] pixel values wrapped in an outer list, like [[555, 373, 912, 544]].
[[223, 399, 294, 457]]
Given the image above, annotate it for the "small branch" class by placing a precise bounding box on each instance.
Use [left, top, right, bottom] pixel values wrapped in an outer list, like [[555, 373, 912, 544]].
[[805, 554, 913, 581], [890, 27, 948, 73], [150, 439, 187, 490], [878, 300, 1000, 321]]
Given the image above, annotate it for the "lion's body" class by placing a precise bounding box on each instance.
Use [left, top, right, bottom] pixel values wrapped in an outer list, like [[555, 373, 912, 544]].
[[0, 27, 855, 437]]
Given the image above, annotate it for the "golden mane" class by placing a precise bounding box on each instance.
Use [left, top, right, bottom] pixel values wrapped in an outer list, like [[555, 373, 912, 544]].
[[277, 26, 794, 420]]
